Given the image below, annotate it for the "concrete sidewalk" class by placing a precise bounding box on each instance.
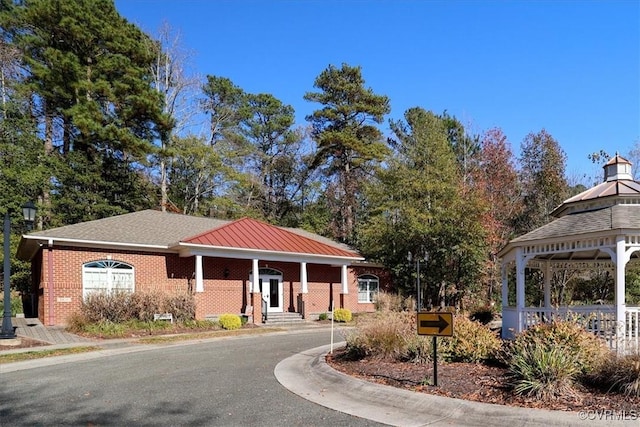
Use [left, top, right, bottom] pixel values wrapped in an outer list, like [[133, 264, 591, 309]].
[[9, 316, 94, 345]]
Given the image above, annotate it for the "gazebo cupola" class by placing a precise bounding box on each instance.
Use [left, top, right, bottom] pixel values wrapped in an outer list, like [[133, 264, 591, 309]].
[[604, 153, 633, 182], [499, 153, 640, 352]]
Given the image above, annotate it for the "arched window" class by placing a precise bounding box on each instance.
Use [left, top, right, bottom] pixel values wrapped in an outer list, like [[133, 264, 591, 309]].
[[358, 274, 379, 303], [82, 260, 135, 298]]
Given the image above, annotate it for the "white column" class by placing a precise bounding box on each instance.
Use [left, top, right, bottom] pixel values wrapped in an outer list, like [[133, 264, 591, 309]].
[[501, 263, 508, 309], [195, 255, 203, 293], [252, 258, 260, 294], [615, 236, 627, 351], [515, 248, 526, 333], [341, 264, 348, 294], [300, 262, 308, 294], [543, 261, 551, 308]]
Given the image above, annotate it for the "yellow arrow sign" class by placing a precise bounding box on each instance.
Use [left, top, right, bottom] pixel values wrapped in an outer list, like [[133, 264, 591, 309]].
[[417, 312, 454, 337]]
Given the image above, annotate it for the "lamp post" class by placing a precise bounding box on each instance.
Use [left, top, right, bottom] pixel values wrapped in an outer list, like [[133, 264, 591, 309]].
[[1, 201, 37, 339], [408, 249, 429, 312]]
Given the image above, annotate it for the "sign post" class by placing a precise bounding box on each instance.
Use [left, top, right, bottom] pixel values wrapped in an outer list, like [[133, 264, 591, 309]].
[[417, 312, 453, 386]]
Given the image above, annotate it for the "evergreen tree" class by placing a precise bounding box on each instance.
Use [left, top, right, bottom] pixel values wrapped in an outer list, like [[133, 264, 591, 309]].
[[6, 0, 166, 226], [304, 63, 390, 243], [359, 108, 486, 307]]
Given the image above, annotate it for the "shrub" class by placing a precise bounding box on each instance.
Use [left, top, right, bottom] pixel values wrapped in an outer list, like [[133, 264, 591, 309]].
[[82, 291, 133, 323], [129, 292, 164, 322], [318, 312, 328, 321], [333, 308, 352, 322], [218, 313, 242, 330], [164, 293, 196, 322], [469, 306, 495, 325], [344, 311, 431, 362], [440, 316, 501, 363], [502, 319, 610, 400], [0, 291, 24, 316], [588, 353, 640, 397], [374, 292, 407, 312], [66, 311, 90, 333]]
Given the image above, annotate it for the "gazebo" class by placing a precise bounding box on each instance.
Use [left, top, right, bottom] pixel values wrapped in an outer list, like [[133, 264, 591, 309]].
[[499, 154, 640, 352]]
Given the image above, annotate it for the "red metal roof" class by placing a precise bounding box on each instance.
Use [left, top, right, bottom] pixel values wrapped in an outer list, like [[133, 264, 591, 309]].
[[182, 217, 361, 258]]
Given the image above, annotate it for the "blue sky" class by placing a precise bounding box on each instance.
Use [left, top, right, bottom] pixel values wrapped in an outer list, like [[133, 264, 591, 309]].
[[114, 0, 639, 182]]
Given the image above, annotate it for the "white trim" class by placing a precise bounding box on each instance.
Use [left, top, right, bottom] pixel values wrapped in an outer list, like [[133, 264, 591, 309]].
[[178, 243, 363, 264], [22, 235, 170, 250]]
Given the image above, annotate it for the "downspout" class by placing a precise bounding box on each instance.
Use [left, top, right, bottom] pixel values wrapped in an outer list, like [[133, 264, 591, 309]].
[[47, 239, 55, 326]]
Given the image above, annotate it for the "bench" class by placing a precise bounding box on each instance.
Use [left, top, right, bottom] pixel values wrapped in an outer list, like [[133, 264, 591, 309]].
[[154, 313, 174, 323]]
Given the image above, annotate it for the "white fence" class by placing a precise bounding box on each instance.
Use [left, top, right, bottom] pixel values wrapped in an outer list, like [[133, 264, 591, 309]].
[[503, 305, 640, 352]]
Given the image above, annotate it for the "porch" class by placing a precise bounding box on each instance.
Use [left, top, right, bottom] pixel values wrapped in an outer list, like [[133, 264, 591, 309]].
[[502, 305, 640, 351]]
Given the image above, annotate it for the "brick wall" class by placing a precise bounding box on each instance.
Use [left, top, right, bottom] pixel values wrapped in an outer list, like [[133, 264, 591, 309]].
[[32, 246, 390, 326]]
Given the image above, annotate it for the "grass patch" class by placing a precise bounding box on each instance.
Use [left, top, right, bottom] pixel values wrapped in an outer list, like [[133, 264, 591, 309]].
[[138, 327, 283, 344], [0, 346, 101, 364]]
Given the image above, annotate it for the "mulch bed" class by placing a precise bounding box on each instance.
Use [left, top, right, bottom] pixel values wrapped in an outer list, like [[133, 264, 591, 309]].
[[326, 347, 640, 412]]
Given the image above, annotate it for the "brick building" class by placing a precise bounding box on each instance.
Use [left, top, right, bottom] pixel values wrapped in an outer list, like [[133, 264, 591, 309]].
[[16, 210, 390, 326]]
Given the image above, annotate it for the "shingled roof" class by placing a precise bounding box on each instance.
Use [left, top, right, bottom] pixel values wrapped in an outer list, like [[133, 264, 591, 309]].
[[511, 205, 640, 243], [499, 153, 640, 261], [17, 209, 361, 262]]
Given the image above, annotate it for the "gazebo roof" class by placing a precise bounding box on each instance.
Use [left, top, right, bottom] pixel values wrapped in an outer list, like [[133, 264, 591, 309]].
[[511, 205, 640, 243], [499, 154, 640, 260]]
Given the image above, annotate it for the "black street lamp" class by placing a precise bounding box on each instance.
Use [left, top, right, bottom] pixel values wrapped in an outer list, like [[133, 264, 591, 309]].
[[1, 201, 37, 339], [408, 249, 429, 312]]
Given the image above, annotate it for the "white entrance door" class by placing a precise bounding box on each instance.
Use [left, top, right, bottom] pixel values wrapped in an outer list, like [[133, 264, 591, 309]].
[[260, 275, 283, 313], [250, 269, 283, 313]]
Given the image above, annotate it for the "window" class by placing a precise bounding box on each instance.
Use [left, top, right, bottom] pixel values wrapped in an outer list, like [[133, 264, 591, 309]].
[[82, 260, 135, 298], [358, 274, 379, 303]]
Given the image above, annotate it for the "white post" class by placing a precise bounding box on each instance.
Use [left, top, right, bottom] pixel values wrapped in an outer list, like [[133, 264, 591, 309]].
[[544, 261, 551, 309], [300, 262, 308, 293], [330, 299, 334, 353], [515, 248, 526, 333], [252, 258, 259, 294], [195, 255, 204, 293], [615, 236, 627, 351], [341, 265, 348, 294], [501, 263, 508, 309]]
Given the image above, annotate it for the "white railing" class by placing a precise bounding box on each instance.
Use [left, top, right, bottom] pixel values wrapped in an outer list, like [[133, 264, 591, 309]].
[[515, 306, 640, 352], [625, 307, 640, 352]]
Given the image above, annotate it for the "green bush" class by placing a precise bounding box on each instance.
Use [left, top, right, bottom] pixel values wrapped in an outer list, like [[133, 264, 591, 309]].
[[440, 316, 501, 363], [588, 353, 640, 397], [218, 313, 242, 330], [318, 312, 328, 321], [502, 320, 610, 400], [333, 308, 352, 322]]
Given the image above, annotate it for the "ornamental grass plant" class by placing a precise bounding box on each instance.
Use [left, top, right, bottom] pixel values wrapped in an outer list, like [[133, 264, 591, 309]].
[[588, 352, 640, 397], [502, 319, 610, 400]]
